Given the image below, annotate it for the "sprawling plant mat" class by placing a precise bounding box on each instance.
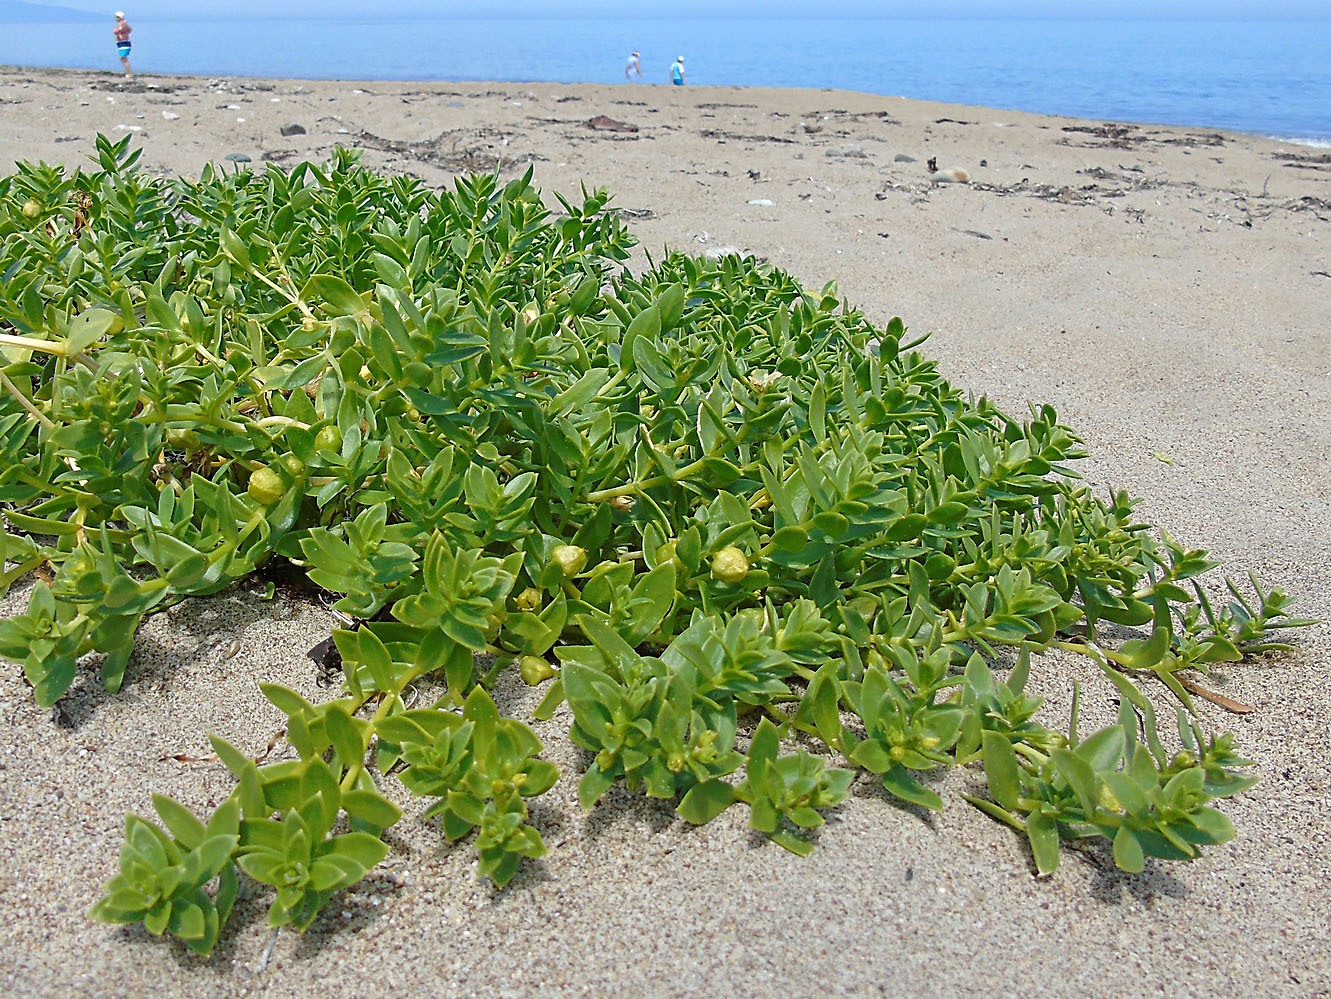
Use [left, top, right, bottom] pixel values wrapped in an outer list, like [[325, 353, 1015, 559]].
[[0, 137, 1310, 954]]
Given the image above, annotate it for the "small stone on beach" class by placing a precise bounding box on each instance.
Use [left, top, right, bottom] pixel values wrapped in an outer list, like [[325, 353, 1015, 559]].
[[586, 115, 637, 133], [827, 144, 868, 159]]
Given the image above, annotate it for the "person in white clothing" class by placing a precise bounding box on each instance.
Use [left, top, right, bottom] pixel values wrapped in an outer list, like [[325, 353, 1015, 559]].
[[625, 51, 643, 81]]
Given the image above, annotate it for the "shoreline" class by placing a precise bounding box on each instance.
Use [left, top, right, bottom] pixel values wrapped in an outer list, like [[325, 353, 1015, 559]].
[[1, 63, 1329, 998], [2, 38, 1331, 143], [6, 63, 1331, 147]]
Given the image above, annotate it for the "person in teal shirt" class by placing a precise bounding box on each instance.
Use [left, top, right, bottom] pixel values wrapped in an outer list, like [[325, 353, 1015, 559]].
[[670, 56, 685, 86]]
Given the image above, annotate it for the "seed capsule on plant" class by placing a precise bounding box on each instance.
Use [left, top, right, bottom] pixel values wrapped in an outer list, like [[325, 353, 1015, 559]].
[[301, 316, 320, 333], [519, 655, 556, 686], [710, 546, 749, 583], [314, 425, 342, 451], [550, 544, 587, 577], [609, 494, 635, 512], [246, 465, 284, 505], [514, 587, 541, 612], [21, 198, 41, 218]]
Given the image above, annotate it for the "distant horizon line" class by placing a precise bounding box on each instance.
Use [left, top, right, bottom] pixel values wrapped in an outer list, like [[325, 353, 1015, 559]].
[[18, 11, 1331, 21]]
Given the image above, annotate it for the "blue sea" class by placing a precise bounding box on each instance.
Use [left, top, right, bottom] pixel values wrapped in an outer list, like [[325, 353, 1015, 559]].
[[4, 16, 1330, 143]]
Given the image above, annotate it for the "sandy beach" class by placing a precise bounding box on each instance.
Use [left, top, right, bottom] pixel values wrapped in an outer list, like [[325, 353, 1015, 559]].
[[0, 65, 1329, 998]]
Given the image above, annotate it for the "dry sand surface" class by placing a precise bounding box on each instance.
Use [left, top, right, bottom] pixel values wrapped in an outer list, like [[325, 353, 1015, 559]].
[[0, 66, 1329, 999]]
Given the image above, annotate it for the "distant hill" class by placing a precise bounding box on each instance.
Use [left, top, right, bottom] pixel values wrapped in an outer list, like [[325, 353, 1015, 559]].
[[2, 1, 99, 22]]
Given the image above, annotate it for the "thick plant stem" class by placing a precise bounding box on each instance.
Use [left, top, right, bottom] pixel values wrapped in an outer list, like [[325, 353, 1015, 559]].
[[585, 456, 711, 503], [338, 672, 424, 793]]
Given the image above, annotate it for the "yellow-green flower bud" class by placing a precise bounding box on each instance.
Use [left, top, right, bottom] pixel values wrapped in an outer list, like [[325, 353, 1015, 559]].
[[519, 655, 556, 686], [736, 608, 767, 631], [656, 540, 682, 570], [164, 427, 200, 452], [551, 544, 587, 578], [514, 587, 541, 612], [21, 198, 41, 219], [710, 546, 749, 583], [1097, 785, 1123, 813], [279, 454, 306, 480], [595, 748, 614, 771]]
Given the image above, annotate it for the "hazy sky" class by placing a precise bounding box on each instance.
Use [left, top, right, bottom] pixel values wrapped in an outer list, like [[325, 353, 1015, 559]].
[[39, 0, 1331, 17]]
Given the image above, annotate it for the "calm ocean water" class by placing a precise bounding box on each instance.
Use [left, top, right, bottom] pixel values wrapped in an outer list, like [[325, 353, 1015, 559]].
[[5, 16, 1330, 142]]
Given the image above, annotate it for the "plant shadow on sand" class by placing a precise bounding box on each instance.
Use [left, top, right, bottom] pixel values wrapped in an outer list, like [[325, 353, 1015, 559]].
[[1067, 839, 1189, 905], [580, 783, 680, 841], [111, 882, 268, 973], [850, 771, 944, 830], [47, 587, 314, 732], [46, 634, 188, 732], [290, 878, 402, 960]]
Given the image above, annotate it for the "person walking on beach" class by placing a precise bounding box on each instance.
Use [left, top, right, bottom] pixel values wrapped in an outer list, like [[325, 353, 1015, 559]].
[[670, 56, 685, 86], [625, 51, 642, 81], [113, 11, 133, 79]]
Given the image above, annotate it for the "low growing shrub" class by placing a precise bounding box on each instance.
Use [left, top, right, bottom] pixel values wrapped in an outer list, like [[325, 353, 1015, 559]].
[[0, 137, 1310, 955]]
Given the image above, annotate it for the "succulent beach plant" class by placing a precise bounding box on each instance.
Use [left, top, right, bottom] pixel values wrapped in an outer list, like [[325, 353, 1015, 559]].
[[0, 135, 1312, 955]]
